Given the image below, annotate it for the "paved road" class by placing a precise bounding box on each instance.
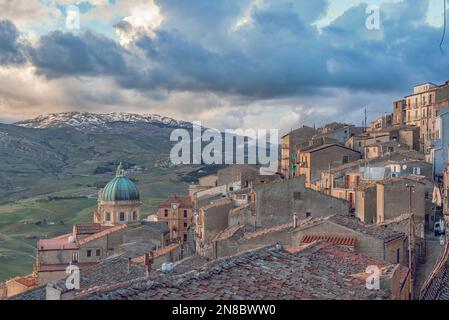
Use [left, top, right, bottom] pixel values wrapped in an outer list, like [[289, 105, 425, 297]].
[[413, 231, 444, 299]]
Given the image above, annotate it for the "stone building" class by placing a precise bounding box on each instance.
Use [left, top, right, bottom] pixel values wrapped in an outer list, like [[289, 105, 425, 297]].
[[317, 152, 430, 211], [156, 195, 194, 243], [364, 141, 410, 159], [93, 163, 141, 225], [368, 114, 393, 132], [280, 126, 317, 178], [188, 174, 218, 198], [217, 164, 280, 187], [398, 127, 420, 151], [196, 175, 350, 258], [427, 107, 449, 178], [196, 198, 235, 257], [312, 122, 363, 144], [29, 164, 170, 287], [291, 215, 408, 267], [296, 144, 361, 187], [401, 81, 449, 151], [393, 99, 407, 127], [78, 242, 410, 300], [345, 134, 391, 155], [253, 175, 350, 228], [35, 224, 127, 285], [355, 176, 433, 230], [212, 214, 408, 269], [0, 274, 37, 298], [11, 243, 188, 300]]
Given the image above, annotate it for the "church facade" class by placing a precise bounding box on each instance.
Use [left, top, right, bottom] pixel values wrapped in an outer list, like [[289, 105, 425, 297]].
[[94, 163, 141, 225]]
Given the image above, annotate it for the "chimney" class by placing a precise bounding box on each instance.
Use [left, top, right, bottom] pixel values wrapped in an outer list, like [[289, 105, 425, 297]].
[[293, 213, 298, 228], [46, 282, 75, 300], [144, 251, 154, 277]]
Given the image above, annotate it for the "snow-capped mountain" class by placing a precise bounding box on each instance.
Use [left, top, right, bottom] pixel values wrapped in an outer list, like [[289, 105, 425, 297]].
[[14, 112, 192, 130]]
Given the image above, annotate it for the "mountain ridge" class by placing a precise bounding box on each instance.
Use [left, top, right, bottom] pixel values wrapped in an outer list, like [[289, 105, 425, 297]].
[[14, 111, 193, 131]]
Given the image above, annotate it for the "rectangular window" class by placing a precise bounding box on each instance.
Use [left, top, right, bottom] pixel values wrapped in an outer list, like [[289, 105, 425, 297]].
[[396, 248, 400, 264], [86, 250, 92, 257], [184, 222, 188, 228], [183, 210, 188, 218], [96, 249, 101, 257], [343, 155, 351, 163], [72, 252, 79, 263], [120, 212, 125, 221], [183, 234, 188, 242], [106, 212, 111, 221], [164, 209, 168, 217]]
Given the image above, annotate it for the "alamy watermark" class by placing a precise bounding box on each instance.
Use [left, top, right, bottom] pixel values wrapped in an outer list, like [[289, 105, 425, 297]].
[[45, 264, 80, 300], [66, 5, 81, 31], [170, 122, 279, 175], [365, 265, 381, 290], [366, 5, 381, 30]]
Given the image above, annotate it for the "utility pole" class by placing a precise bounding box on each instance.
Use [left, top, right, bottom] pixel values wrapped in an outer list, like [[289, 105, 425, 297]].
[[406, 184, 415, 300], [364, 107, 367, 133]]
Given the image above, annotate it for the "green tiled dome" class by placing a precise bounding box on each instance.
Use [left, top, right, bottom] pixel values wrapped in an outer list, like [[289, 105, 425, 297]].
[[102, 164, 140, 202]]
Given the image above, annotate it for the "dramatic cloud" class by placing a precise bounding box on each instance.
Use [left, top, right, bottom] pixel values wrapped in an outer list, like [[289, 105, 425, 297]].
[[0, 20, 28, 64], [30, 30, 129, 77], [0, 0, 448, 130]]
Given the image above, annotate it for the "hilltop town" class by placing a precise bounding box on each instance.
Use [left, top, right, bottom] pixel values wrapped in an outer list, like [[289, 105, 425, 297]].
[[3, 81, 449, 300]]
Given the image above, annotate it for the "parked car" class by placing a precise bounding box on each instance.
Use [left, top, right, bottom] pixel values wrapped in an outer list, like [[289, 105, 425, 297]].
[[434, 220, 445, 236]]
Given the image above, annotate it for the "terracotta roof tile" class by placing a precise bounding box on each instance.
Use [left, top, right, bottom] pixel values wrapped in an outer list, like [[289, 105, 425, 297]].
[[420, 243, 449, 300], [214, 225, 245, 242], [78, 224, 127, 245], [158, 195, 193, 209], [300, 235, 357, 247], [80, 242, 399, 300]]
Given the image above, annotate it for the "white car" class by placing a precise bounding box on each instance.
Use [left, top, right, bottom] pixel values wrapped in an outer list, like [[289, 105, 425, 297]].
[[434, 220, 445, 236]]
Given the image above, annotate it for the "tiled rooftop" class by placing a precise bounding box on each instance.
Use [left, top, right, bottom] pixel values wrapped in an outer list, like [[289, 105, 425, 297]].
[[7, 274, 37, 288], [80, 242, 396, 300], [328, 215, 404, 241], [242, 223, 293, 240], [38, 234, 79, 251], [11, 254, 148, 300], [329, 151, 424, 174], [78, 224, 127, 245], [74, 223, 102, 235], [38, 224, 127, 251], [158, 195, 193, 208], [420, 244, 449, 300], [300, 235, 357, 247], [214, 225, 245, 242], [302, 143, 357, 154]]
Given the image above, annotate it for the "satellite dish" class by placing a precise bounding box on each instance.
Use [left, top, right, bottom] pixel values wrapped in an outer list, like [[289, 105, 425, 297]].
[[402, 165, 407, 170]]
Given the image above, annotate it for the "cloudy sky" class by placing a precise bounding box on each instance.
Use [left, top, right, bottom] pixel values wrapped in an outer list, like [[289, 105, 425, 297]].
[[0, 0, 448, 132]]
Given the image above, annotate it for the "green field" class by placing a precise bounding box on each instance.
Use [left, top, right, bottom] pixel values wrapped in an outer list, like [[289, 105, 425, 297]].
[[0, 167, 191, 282]]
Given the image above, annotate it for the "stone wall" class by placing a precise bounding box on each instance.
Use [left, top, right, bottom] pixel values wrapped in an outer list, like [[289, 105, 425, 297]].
[[291, 220, 404, 264], [255, 176, 349, 228]]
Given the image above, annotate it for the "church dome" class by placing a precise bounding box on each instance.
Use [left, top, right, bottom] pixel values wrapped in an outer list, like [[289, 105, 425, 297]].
[[102, 163, 140, 202]]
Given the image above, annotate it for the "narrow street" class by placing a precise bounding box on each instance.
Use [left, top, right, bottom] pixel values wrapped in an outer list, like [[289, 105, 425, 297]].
[[413, 231, 444, 299]]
